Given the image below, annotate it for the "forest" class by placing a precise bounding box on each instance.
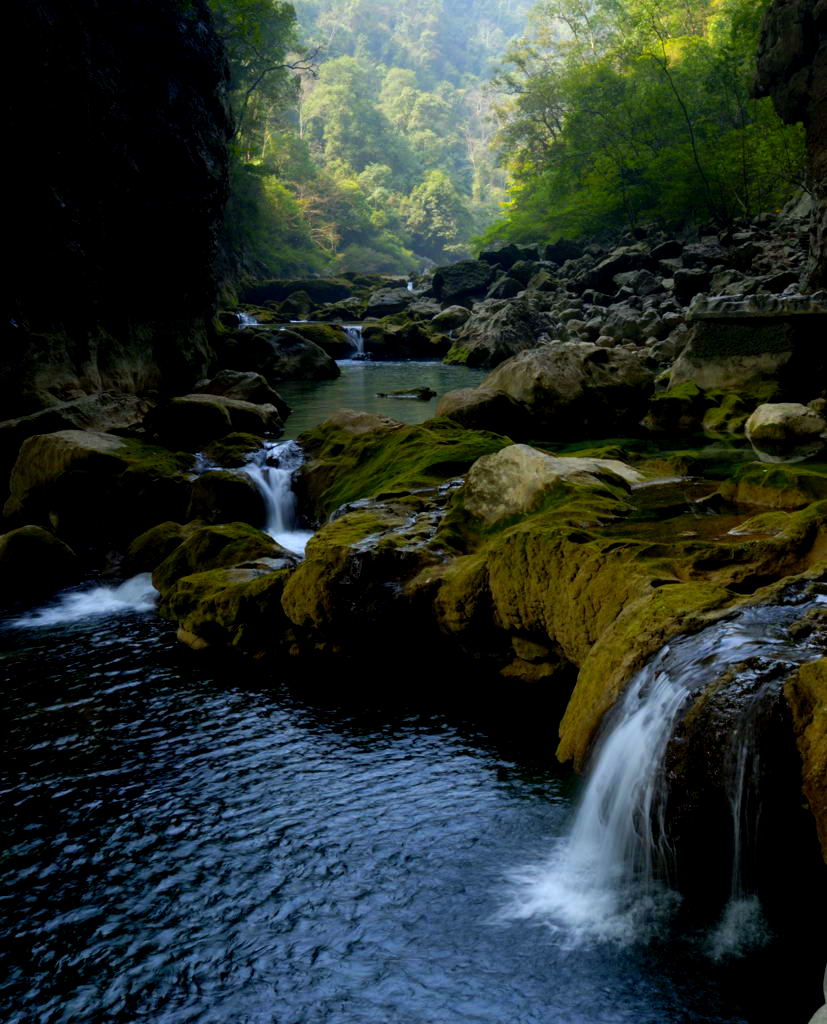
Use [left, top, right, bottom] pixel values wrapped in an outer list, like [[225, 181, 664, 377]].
[[213, 0, 805, 279]]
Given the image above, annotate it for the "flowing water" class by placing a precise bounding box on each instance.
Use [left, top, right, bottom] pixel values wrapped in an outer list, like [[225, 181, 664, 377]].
[[238, 441, 313, 556], [0, 587, 823, 1023]]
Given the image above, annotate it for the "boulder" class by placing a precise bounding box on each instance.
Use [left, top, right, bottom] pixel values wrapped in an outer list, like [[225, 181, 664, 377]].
[[432, 305, 472, 330], [785, 658, 827, 862], [482, 341, 655, 437], [542, 240, 584, 264], [193, 370, 290, 419], [432, 260, 495, 304], [145, 394, 282, 450], [215, 327, 340, 383], [673, 268, 712, 305], [365, 287, 415, 318], [187, 470, 266, 527], [3, 430, 194, 549], [443, 298, 549, 369], [644, 382, 713, 434], [125, 521, 192, 575], [458, 444, 643, 528], [478, 243, 523, 270], [202, 432, 269, 468], [486, 276, 523, 300], [241, 277, 354, 306], [670, 294, 827, 397], [435, 387, 530, 437], [362, 322, 434, 360], [0, 525, 81, 603], [283, 322, 354, 361], [746, 403, 827, 460], [581, 246, 653, 292]]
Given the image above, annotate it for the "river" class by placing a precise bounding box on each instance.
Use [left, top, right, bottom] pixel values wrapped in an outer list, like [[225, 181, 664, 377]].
[[0, 361, 823, 1024]]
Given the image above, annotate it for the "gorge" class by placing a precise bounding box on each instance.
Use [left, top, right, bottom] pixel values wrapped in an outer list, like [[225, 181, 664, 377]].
[[1, 1, 826, 1023]]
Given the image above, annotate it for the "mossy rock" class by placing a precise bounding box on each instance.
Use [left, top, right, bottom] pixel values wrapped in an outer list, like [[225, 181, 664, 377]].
[[159, 563, 295, 652], [125, 521, 192, 575], [0, 525, 81, 603], [153, 522, 295, 595], [785, 657, 827, 863], [297, 415, 512, 521], [287, 323, 354, 360], [202, 433, 266, 468], [145, 394, 282, 451], [644, 381, 712, 434], [187, 470, 266, 527], [718, 462, 827, 509]]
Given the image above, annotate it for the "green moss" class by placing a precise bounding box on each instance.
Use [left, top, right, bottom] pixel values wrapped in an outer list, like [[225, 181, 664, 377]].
[[126, 521, 190, 574], [203, 433, 265, 468], [718, 463, 827, 508], [116, 438, 195, 477], [443, 343, 471, 365], [153, 522, 286, 595], [299, 418, 511, 520]]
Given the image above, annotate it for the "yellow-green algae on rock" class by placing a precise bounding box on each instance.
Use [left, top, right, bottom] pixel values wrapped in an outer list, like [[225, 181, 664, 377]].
[[786, 657, 827, 863]]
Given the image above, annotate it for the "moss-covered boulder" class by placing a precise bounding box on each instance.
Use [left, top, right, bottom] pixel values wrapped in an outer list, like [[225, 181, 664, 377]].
[[193, 370, 291, 420], [215, 327, 340, 383], [443, 298, 549, 369], [745, 403, 827, 460], [145, 394, 283, 450], [4, 430, 195, 549], [482, 341, 654, 437], [786, 657, 827, 862], [644, 382, 713, 435], [187, 470, 266, 526], [125, 521, 193, 575], [242, 277, 354, 306], [432, 260, 495, 304], [152, 521, 296, 595], [0, 525, 81, 603], [362, 321, 433, 360], [297, 413, 511, 521], [202, 432, 267, 468], [159, 563, 295, 652], [435, 387, 529, 437], [286, 323, 354, 360], [718, 463, 827, 508]]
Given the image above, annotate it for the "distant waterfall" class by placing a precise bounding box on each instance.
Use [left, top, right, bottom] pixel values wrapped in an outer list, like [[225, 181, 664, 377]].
[[241, 441, 313, 556], [344, 325, 369, 359], [503, 591, 825, 949], [237, 311, 259, 327]]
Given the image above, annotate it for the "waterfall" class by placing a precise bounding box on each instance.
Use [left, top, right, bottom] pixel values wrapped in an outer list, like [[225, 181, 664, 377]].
[[344, 324, 369, 360], [503, 591, 825, 948], [237, 311, 259, 327], [240, 441, 313, 556], [5, 575, 158, 628]]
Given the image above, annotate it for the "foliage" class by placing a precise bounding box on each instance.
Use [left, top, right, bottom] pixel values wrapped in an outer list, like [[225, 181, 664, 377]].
[[483, 0, 806, 244]]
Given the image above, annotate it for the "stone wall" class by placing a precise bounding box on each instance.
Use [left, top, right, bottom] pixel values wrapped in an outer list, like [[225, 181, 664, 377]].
[[4, 0, 232, 417], [755, 0, 827, 290]]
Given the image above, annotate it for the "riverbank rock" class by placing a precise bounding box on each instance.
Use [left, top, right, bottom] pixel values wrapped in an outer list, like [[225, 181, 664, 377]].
[[285, 323, 355, 361], [432, 260, 495, 305], [745, 403, 827, 460], [145, 394, 283, 450], [241, 277, 354, 307], [4, 430, 194, 551], [186, 470, 266, 527], [435, 387, 529, 437], [786, 658, 827, 861], [215, 327, 340, 383], [193, 371, 290, 419], [482, 341, 654, 437], [0, 525, 81, 603], [443, 298, 551, 369]]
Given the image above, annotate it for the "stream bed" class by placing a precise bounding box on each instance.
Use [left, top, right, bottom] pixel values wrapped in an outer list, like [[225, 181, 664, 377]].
[[0, 599, 819, 1024]]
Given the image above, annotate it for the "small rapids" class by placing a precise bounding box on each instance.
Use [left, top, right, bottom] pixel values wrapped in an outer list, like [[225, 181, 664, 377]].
[[502, 591, 826, 951], [239, 440, 314, 556], [4, 574, 158, 628]]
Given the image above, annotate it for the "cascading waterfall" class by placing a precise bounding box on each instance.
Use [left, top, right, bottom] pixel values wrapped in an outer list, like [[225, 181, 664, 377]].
[[344, 324, 368, 359], [237, 311, 259, 327], [503, 591, 825, 949], [240, 440, 313, 556]]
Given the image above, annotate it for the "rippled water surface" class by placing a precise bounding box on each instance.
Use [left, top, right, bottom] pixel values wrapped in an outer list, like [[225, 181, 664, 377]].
[[276, 361, 488, 437], [0, 604, 814, 1024]]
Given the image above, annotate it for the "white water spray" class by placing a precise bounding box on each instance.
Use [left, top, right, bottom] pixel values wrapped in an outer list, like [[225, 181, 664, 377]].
[[6, 574, 158, 628], [503, 596, 825, 948], [237, 311, 259, 327], [240, 441, 313, 556], [343, 325, 369, 359]]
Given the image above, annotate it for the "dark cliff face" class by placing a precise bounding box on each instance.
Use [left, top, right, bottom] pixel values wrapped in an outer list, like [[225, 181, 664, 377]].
[[4, 0, 232, 417], [755, 0, 827, 291]]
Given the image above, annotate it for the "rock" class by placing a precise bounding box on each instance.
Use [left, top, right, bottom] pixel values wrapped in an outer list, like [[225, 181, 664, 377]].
[[365, 287, 415, 318], [5, 0, 229, 419], [432, 260, 495, 304], [435, 387, 529, 437], [746, 403, 827, 460], [670, 293, 827, 398], [152, 521, 296, 596], [193, 370, 290, 419], [125, 521, 192, 575], [754, 0, 827, 289], [242, 277, 354, 306], [362, 321, 436, 360], [280, 323, 354, 362], [376, 387, 437, 401], [644, 382, 712, 434], [202, 432, 269, 468], [486, 276, 523, 300], [673, 268, 712, 305], [581, 247, 653, 292], [296, 415, 509, 521], [307, 297, 367, 321], [432, 305, 471, 330], [459, 444, 643, 528], [145, 394, 282, 450], [187, 470, 266, 526], [215, 327, 340, 383], [482, 341, 655, 437], [443, 298, 550, 369], [651, 240, 683, 260], [478, 243, 523, 270], [0, 525, 81, 603], [717, 462, 827, 508], [786, 657, 827, 863], [276, 290, 315, 319], [4, 430, 195, 549], [542, 240, 584, 264]]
